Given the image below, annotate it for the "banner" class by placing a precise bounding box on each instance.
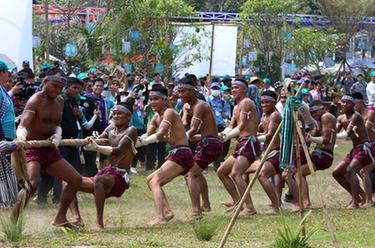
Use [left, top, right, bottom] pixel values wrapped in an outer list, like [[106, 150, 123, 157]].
[[0, 0, 33, 70]]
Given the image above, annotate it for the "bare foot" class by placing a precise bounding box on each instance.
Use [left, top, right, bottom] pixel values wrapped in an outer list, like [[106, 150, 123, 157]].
[[201, 205, 211, 212], [291, 204, 301, 213], [265, 207, 279, 215], [361, 202, 374, 209], [221, 200, 235, 208], [52, 221, 79, 229], [165, 212, 175, 222], [147, 218, 167, 226], [304, 203, 312, 209], [239, 208, 257, 216], [187, 213, 203, 221], [71, 219, 85, 228], [93, 223, 104, 231], [225, 203, 243, 213], [346, 202, 359, 209]]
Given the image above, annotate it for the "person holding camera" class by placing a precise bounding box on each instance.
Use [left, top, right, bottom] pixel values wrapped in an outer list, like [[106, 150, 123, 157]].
[[0, 60, 18, 208]]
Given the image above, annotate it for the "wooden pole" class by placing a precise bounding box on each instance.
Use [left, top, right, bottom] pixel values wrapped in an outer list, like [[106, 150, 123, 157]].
[[239, 26, 244, 77], [293, 111, 306, 236], [218, 123, 282, 248], [208, 23, 215, 82], [294, 121, 341, 248], [44, 0, 49, 61]]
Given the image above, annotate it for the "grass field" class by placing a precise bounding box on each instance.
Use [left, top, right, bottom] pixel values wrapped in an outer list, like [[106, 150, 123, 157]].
[[1, 140, 375, 247]]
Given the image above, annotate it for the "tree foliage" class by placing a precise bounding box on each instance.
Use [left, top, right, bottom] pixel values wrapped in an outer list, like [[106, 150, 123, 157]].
[[240, 0, 296, 80], [289, 27, 339, 74]]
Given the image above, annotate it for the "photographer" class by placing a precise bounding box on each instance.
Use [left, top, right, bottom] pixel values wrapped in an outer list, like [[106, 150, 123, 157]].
[[0, 60, 18, 208]]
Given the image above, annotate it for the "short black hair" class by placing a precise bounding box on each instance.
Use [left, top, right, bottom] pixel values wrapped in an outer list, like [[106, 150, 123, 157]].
[[178, 76, 195, 87], [66, 77, 83, 88], [185, 74, 197, 85], [92, 77, 104, 85], [310, 100, 323, 107], [45, 68, 66, 77], [151, 84, 168, 98], [153, 73, 160, 78], [261, 90, 277, 101], [352, 92, 364, 100]]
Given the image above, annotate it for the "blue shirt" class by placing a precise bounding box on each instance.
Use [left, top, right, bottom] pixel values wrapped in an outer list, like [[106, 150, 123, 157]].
[[0, 87, 15, 139], [207, 96, 230, 127]]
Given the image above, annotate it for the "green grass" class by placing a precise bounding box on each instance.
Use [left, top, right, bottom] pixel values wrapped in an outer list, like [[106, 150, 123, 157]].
[[0, 140, 374, 247]]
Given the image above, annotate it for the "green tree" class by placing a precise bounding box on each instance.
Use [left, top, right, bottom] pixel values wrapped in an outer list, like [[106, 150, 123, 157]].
[[240, 0, 296, 80], [289, 27, 339, 74]]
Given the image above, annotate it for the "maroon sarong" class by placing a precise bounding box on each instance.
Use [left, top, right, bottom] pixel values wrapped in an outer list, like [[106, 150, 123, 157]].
[[311, 148, 333, 171], [343, 142, 375, 167], [232, 136, 261, 164], [94, 166, 129, 198], [194, 136, 223, 170], [166, 146, 194, 175], [25, 147, 63, 171], [265, 150, 281, 174]]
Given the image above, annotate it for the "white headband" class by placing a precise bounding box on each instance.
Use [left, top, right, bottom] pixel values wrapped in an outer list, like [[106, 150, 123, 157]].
[[112, 105, 131, 114], [260, 95, 276, 102], [232, 80, 248, 89], [149, 91, 168, 99], [178, 83, 195, 90]]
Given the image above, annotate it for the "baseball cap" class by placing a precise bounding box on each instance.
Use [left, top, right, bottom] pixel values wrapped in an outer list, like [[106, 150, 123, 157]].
[[0, 60, 11, 71], [263, 78, 270, 84], [370, 71, 375, 77], [77, 73, 89, 80], [210, 82, 220, 88]]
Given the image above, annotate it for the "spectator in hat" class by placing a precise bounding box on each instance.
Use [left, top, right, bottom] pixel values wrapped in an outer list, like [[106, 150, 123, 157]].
[[350, 74, 367, 101], [18, 60, 34, 79], [342, 72, 355, 95], [366, 70, 375, 106], [263, 78, 275, 92], [0, 60, 18, 208], [207, 82, 231, 169]]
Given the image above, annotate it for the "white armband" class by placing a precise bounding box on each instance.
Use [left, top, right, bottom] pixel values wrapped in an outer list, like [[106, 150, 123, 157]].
[[337, 131, 348, 139], [221, 127, 232, 136], [308, 136, 323, 144], [144, 134, 159, 145], [224, 127, 240, 142], [258, 134, 266, 143], [50, 126, 62, 147], [16, 126, 28, 141]]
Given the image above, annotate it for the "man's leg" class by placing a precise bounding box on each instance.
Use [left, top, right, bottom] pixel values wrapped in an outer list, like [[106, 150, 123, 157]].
[[186, 164, 205, 218], [230, 156, 256, 215], [258, 162, 279, 214], [37, 172, 53, 205], [301, 164, 315, 208], [346, 159, 366, 209], [217, 156, 239, 207], [359, 164, 374, 207], [12, 161, 41, 222], [146, 160, 184, 226], [47, 159, 82, 228], [282, 167, 300, 212], [69, 177, 95, 227], [199, 173, 210, 212], [92, 175, 115, 229], [332, 161, 351, 194]]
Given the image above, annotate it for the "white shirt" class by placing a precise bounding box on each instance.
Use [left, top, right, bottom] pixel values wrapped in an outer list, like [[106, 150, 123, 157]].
[[366, 81, 375, 106]]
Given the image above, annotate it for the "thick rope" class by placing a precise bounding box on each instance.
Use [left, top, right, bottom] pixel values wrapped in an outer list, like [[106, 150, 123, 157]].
[[15, 138, 108, 149]]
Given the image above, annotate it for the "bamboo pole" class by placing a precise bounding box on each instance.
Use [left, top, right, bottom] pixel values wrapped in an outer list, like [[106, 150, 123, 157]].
[[294, 120, 341, 248], [293, 111, 305, 236], [218, 123, 282, 248]]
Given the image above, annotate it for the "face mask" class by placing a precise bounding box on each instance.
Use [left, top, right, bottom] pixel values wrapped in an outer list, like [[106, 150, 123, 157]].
[[211, 90, 221, 97]]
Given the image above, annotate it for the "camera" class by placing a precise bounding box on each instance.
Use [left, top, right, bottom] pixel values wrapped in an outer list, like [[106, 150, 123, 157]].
[[13, 73, 38, 99]]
